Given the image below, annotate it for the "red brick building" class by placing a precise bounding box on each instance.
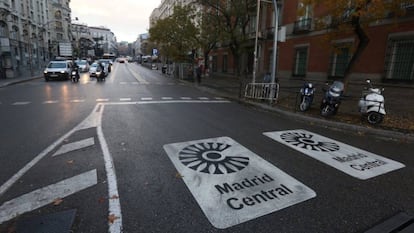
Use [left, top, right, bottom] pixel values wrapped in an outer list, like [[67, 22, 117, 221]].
[[209, 1, 414, 84]]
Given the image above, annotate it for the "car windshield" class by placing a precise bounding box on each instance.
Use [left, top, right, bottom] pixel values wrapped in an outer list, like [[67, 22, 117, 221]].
[[76, 61, 87, 65], [47, 62, 66, 68]]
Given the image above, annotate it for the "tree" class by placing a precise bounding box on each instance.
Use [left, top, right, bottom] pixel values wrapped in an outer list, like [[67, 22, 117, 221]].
[[149, 5, 199, 62], [195, 0, 257, 97], [302, 0, 414, 89]]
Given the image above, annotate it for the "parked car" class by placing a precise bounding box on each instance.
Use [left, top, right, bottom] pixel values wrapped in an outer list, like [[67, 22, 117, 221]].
[[88, 62, 108, 78], [75, 59, 89, 72], [43, 60, 73, 81]]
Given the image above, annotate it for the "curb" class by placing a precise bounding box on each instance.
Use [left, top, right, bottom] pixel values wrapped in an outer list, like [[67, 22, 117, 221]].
[[188, 81, 414, 143], [0, 76, 43, 88]]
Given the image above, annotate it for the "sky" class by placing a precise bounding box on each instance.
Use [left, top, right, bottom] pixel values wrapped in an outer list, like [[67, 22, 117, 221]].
[[70, 0, 161, 43]]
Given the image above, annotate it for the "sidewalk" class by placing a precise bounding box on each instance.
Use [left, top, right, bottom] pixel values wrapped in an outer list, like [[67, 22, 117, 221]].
[[191, 73, 414, 142], [0, 70, 43, 88]]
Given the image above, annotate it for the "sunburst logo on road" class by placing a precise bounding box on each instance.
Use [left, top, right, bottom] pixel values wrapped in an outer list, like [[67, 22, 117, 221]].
[[178, 142, 249, 174], [280, 132, 340, 152]]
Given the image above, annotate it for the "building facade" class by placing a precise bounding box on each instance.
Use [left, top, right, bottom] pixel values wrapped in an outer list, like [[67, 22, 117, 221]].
[[0, 0, 71, 78], [278, 1, 414, 83], [88, 26, 117, 56]]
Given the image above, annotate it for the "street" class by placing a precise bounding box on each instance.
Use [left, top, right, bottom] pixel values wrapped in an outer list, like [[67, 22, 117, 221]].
[[0, 63, 413, 233]]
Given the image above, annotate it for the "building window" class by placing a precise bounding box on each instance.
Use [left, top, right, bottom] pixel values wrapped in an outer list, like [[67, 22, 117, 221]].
[[385, 38, 414, 81], [222, 54, 228, 73], [329, 43, 352, 78], [293, 47, 308, 77], [0, 21, 7, 37]]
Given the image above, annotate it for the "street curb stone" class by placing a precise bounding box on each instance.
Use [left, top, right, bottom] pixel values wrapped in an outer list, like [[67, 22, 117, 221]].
[[0, 76, 43, 88]]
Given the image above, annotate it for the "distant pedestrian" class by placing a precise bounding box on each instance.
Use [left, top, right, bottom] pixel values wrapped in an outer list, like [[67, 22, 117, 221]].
[[196, 65, 202, 84]]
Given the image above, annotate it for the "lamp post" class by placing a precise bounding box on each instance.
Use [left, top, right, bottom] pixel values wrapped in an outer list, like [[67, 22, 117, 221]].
[[269, 0, 280, 104]]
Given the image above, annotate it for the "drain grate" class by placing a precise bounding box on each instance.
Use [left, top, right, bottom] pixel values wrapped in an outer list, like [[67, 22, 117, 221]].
[[365, 212, 414, 233], [16, 209, 76, 233]]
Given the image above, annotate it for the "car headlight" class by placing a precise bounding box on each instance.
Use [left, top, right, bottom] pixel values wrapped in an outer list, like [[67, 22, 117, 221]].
[[43, 70, 48, 74], [60, 71, 66, 74]]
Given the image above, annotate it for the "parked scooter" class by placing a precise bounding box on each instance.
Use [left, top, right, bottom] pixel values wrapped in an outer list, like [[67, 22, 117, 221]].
[[299, 82, 315, 111], [71, 67, 80, 83], [320, 81, 344, 117], [358, 79, 385, 125]]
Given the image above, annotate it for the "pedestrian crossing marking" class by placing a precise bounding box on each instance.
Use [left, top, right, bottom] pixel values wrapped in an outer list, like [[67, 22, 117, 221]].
[[264, 129, 405, 180]]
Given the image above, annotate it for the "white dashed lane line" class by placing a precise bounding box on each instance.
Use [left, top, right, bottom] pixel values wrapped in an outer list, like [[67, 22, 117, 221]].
[[120, 98, 132, 101], [96, 99, 109, 102], [12, 102, 31, 105], [43, 100, 59, 104], [141, 97, 153, 101]]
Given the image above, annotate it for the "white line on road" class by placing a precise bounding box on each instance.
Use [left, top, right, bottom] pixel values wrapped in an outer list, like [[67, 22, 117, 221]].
[[180, 97, 192, 100], [120, 98, 132, 101], [43, 100, 59, 104], [0, 104, 101, 197], [141, 97, 153, 101], [162, 97, 173, 100], [71, 99, 85, 103], [198, 97, 209, 100], [96, 98, 109, 102], [12, 102, 31, 105], [0, 169, 97, 224], [52, 137, 95, 157], [96, 105, 123, 233]]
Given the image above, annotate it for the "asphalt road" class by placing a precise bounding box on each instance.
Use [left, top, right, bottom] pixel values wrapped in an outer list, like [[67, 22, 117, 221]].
[[0, 62, 413, 233]]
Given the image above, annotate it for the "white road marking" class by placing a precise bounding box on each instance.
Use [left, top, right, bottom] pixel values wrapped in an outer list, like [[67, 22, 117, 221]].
[[52, 137, 95, 157], [12, 102, 30, 105], [96, 98, 109, 102], [0, 104, 102, 197], [164, 137, 316, 229], [180, 97, 192, 100], [141, 97, 153, 101], [198, 97, 209, 100], [214, 97, 225, 100], [43, 100, 59, 104], [71, 99, 85, 103], [120, 98, 132, 101], [162, 97, 173, 100], [131, 82, 139, 85], [0, 169, 97, 224], [96, 105, 123, 233], [264, 129, 405, 180]]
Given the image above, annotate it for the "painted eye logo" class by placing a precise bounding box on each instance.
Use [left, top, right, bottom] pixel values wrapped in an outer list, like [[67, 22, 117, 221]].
[[178, 142, 249, 174], [280, 132, 340, 152]]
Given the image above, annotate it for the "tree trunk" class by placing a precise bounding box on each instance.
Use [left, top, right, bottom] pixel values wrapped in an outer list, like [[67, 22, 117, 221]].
[[343, 17, 370, 91]]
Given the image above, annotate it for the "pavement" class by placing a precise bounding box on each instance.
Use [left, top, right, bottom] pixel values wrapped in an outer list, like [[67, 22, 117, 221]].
[[2, 66, 413, 143]]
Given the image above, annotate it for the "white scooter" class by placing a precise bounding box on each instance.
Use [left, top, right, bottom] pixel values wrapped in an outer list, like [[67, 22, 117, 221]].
[[358, 79, 385, 125]]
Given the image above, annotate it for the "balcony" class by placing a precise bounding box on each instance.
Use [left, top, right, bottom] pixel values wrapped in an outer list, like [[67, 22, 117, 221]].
[[293, 18, 312, 34]]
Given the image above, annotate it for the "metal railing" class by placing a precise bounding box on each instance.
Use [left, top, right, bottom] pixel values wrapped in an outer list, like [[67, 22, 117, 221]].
[[244, 83, 279, 102]]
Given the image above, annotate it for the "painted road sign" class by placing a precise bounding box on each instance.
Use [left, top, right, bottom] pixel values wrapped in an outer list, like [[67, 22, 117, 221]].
[[163, 137, 316, 229], [264, 129, 405, 180]]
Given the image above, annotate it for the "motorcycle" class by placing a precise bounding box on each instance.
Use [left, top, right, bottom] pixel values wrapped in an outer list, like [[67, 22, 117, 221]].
[[298, 82, 315, 111], [320, 81, 344, 117], [71, 68, 80, 83], [358, 79, 385, 125]]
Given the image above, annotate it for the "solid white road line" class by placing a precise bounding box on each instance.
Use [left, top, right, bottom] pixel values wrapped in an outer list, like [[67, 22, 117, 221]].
[[0, 169, 97, 224], [12, 102, 31, 105], [52, 137, 95, 157], [96, 105, 123, 233]]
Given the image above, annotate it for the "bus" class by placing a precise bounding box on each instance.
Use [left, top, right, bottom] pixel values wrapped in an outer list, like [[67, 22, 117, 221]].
[[102, 53, 116, 62]]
